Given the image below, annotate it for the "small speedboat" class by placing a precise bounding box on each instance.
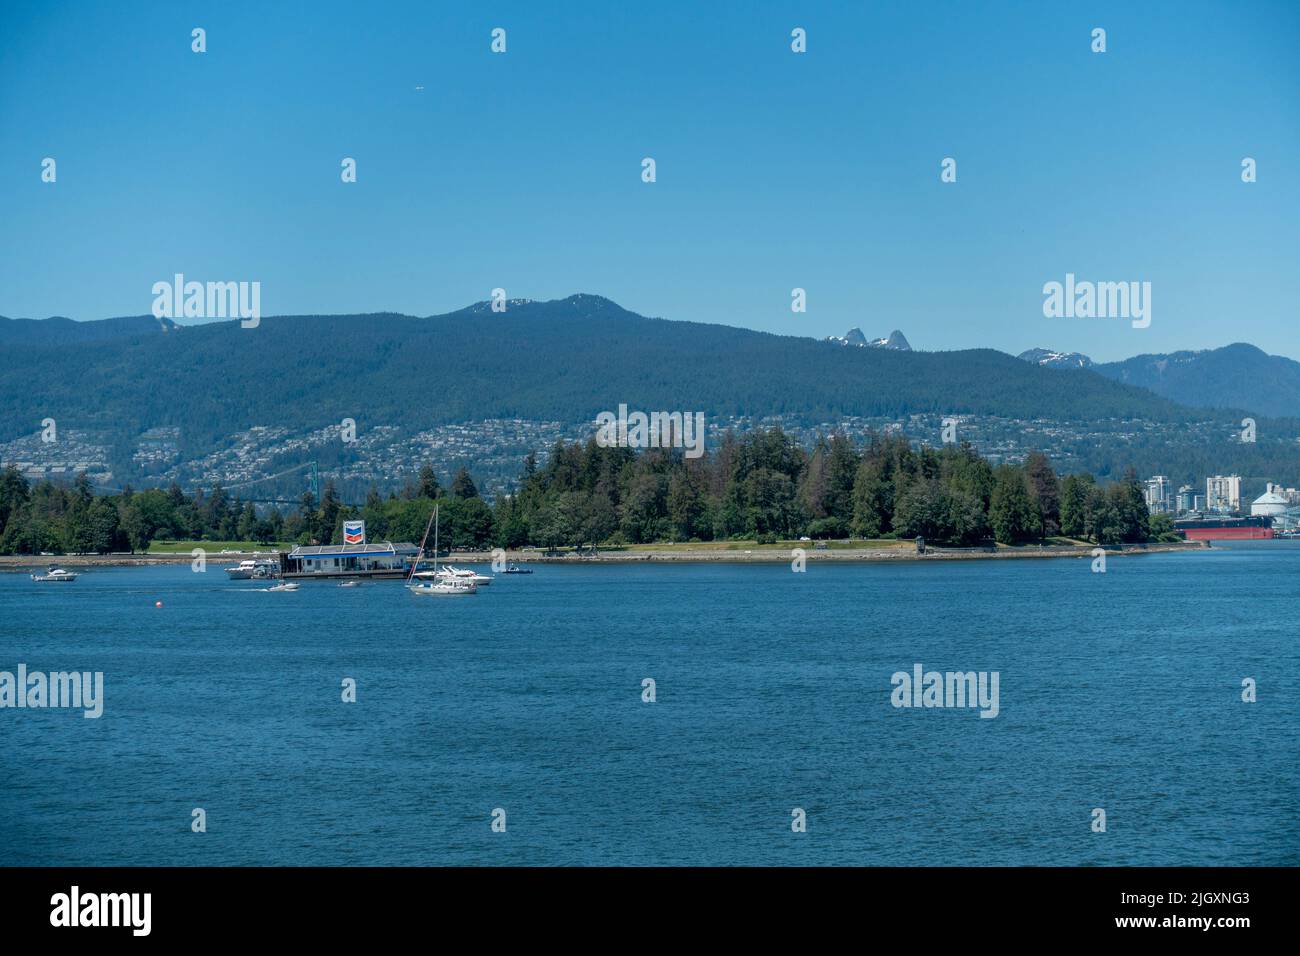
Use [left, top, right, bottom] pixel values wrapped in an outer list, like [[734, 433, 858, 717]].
[[337, 580, 360, 588], [267, 581, 300, 592], [32, 565, 78, 582], [502, 565, 532, 574]]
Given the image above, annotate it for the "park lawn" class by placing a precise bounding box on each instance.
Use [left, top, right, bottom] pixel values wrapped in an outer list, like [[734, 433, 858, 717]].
[[147, 540, 291, 554], [609, 538, 912, 553]]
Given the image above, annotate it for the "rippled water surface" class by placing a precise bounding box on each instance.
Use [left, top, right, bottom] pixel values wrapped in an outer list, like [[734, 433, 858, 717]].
[[2, 545, 1296, 865]]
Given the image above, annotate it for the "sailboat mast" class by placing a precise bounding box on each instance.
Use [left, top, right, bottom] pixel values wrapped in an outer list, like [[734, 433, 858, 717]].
[[410, 503, 437, 583]]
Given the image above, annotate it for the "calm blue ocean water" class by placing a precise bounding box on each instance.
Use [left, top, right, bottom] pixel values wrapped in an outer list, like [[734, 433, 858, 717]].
[[1, 544, 1296, 866]]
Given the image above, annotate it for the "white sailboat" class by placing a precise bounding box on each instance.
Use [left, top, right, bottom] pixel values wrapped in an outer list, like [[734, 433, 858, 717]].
[[407, 504, 476, 596]]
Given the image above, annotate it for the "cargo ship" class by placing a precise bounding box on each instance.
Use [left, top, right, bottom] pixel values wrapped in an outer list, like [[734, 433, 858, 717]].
[[1174, 515, 1274, 541]]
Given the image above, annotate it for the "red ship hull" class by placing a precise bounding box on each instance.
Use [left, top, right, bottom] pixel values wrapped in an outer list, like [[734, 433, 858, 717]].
[[1180, 526, 1274, 541]]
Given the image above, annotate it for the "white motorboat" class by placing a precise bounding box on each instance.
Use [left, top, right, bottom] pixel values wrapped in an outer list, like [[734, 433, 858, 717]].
[[337, 579, 360, 588], [267, 581, 300, 592], [226, 558, 279, 580], [412, 567, 489, 584], [439, 565, 494, 585], [32, 565, 78, 582], [225, 560, 258, 579]]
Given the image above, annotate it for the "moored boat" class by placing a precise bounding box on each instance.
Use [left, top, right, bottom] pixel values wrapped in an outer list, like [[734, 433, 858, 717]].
[[409, 578, 477, 596], [31, 565, 78, 582], [405, 504, 478, 596], [226, 558, 280, 580], [431, 565, 494, 585], [1174, 515, 1275, 541]]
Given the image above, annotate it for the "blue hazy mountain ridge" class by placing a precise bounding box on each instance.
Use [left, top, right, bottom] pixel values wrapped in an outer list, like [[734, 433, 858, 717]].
[[1093, 344, 1300, 419], [0, 295, 1210, 448], [0, 314, 178, 346], [1020, 342, 1300, 418], [7, 302, 1288, 423], [12, 304, 1294, 422]]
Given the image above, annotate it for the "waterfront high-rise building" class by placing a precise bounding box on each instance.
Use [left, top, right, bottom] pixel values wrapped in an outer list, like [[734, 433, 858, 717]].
[[1206, 475, 1242, 513], [1145, 475, 1172, 514], [1176, 485, 1195, 514]]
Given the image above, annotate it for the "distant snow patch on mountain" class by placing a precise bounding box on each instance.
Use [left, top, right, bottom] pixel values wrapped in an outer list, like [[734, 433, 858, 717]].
[[826, 328, 911, 351], [1017, 347, 1094, 369]]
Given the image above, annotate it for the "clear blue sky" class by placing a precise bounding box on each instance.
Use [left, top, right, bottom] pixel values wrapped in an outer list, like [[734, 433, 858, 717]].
[[1, 0, 1297, 362]]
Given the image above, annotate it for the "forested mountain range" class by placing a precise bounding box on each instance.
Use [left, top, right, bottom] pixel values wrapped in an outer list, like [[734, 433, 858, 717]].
[[0, 314, 176, 346], [2, 295, 1298, 496], [0, 294, 1206, 441], [1092, 344, 1300, 419], [1020, 341, 1300, 418]]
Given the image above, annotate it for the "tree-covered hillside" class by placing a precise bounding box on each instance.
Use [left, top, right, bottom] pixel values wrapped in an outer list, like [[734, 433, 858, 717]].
[[2, 295, 1201, 451], [6, 296, 1299, 496], [1094, 343, 1300, 418]]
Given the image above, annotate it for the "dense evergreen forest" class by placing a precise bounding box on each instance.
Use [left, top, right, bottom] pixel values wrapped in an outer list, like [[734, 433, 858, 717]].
[[0, 428, 1178, 555]]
